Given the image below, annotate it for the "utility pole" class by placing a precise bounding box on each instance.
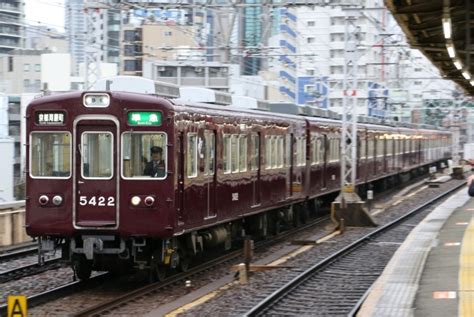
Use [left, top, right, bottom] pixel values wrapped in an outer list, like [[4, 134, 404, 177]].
[[84, 1, 107, 90], [332, 8, 376, 228]]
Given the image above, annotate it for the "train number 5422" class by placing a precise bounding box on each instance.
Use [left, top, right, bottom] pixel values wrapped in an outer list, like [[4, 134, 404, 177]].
[[79, 196, 115, 207]]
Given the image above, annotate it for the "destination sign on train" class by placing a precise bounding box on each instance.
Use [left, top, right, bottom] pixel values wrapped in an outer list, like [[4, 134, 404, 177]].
[[127, 111, 162, 126], [35, 111, 66, 125]]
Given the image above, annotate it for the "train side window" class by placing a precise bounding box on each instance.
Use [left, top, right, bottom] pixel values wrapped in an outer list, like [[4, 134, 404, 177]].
[[297, 136, 306, 166], [310, 136, 317, 165], [250, 133, 259, 171], [239, 135, 247, 172], [271, 136, 278, 168], [81, 132, 113, 179], [319, 137, 326, 163], [328, 138, 334, 162], [367, 138, 374, 159], [204, 131, 215, 176], [360, 138, 366, 159], [223, 134, 231, 174], [231, 134, 239, 173], [30, 132, 71, 178], [187, 133, 198, 178], [377, 137, 384, 157], [265, 135, 272, 169], [277, 136, 284, 168], [386, 138, 393, 156], [285, 134, 292, 168], [295, 137, 301, 166]]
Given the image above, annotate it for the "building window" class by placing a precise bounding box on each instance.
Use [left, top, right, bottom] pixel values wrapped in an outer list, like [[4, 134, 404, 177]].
[[8, 56, 13, 72], [34, 64, 41, 72], [307, 37, 315, 44], [124, 60, 141, 72], [307, 21, 315, 27], [23, 79, 30, 89], [306, 69, 315, 76], [414, 81, 422, 85], [124, 30, 141, 42], [24, 64, 30, 72], [164, 31, 172, 36], [414, 68, 422, 72]]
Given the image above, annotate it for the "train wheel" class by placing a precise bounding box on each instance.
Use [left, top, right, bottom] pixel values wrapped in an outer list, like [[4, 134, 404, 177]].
[[73, 255, 92, 281], [177, 250, 191, 273]]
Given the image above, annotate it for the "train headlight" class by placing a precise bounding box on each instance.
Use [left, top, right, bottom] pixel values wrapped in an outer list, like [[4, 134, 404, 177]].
[[52, 195, 63, 206], [83, 93, 110, 107], [144, 196, 155, 207], [39, 195, 49, 206], [131, 196, 141, 206]]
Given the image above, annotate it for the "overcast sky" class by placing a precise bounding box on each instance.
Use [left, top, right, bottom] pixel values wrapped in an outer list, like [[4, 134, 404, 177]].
[[25, 0, 65, 32]]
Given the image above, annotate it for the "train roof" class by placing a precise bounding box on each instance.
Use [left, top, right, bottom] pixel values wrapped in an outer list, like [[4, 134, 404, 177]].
[[27, 89, 447, 134]]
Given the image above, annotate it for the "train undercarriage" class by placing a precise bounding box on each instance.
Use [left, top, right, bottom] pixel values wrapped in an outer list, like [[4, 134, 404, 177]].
[[38, 162, 447, 281]]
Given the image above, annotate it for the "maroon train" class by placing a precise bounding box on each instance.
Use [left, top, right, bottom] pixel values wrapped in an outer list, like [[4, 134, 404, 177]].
[[26, 90, 451, 280]]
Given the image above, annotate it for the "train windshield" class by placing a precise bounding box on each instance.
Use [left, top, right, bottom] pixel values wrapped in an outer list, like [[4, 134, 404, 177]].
[[122, 132, 167, 179], [30, 132, 71, 178]]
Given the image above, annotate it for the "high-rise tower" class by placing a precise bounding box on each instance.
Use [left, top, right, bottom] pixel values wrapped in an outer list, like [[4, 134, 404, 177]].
[[0, 0, 24, 54]]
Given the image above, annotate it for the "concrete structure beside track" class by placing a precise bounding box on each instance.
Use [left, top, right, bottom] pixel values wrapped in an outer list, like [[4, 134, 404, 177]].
[[358, 186, 474, 316], [0, 201, 29, 246]]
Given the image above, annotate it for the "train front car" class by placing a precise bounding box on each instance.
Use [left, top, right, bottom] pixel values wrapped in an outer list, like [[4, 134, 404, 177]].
[[26, 91, 176, 280]]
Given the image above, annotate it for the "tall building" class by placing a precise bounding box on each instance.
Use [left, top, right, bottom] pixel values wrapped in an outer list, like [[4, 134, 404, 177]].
[[0, 0, 24, 54], [121, 23, 198, 76], [0, 50, 42, 93], [65, 0, 86, 71], [65, 0, 121, 73]]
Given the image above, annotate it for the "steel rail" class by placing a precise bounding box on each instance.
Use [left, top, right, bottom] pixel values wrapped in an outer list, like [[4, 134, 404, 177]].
[[244, 181, 466, 317], [0, 258, 61, 283], [73, 215, 331, 317], [0, 273, 110, 317], [0, 244, 38, 262]]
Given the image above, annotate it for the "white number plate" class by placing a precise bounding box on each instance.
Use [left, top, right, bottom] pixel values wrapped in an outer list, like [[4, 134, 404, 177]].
[[79, 195, 115, 207]]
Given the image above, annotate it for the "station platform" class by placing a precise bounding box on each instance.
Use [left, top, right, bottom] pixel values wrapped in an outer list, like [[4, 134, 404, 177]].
[[358, 187, 473, 317]]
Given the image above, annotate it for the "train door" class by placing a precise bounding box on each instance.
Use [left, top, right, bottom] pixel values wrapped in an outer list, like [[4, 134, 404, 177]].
[[176, 132, 185, 225], [204, 130, 217, 218], [74, 119, 118, 228], [251, 132, 261, 206]]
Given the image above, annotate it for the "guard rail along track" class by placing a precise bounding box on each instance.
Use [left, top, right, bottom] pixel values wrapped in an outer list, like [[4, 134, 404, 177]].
[[244, 181, 466, 316]]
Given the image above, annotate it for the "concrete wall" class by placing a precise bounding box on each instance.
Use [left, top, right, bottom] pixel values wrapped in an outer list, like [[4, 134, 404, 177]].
[[142, 24, 196, 61], [0, 209, 30, 246], [0, 93, 7, 136], [0, 138, 14, 202]]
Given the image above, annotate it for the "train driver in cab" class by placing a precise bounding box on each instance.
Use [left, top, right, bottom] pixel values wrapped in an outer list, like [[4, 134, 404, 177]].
[[144, 146, 165, 177]]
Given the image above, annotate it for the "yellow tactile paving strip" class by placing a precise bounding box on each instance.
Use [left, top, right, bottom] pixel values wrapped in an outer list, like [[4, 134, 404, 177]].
[[459, 217, 474, 317]]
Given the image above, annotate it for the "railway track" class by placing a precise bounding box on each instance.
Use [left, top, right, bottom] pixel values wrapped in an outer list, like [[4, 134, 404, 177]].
[[243, 181, 466, 316], [71, 215, 332, 317], [0, 272, 110, 317], [0, 243, 37, 262], [0, 258, 61, 284]]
